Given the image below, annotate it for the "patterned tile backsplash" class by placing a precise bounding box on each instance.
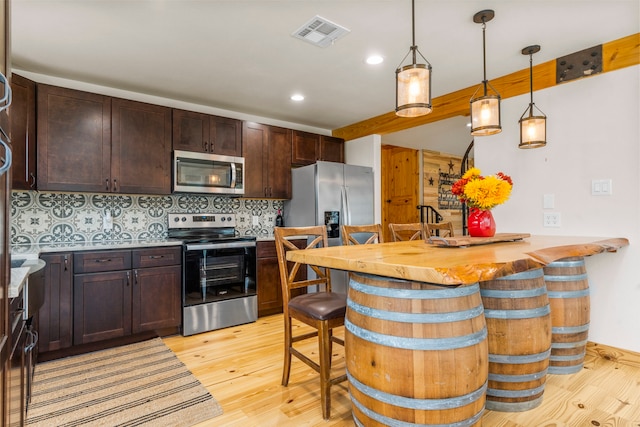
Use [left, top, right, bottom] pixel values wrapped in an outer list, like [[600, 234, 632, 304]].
[[11, 191, 284, 245]]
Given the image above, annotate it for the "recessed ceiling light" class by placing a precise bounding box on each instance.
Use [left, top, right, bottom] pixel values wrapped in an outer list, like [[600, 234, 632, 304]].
[[291, 94, 304, 101], [366, 55, 384, 65]]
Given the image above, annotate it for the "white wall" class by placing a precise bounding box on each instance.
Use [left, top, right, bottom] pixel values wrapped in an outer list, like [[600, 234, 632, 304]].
[[345, 134, 382, 224], [475, 65, 640, 352]]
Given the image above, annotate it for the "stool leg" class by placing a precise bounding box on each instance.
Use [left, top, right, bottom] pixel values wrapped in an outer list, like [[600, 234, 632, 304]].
[[282, 314, 293, 386], [319, 321, 332, 420]]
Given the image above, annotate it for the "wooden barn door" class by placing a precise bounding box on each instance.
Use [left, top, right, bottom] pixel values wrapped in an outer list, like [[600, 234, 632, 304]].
[[381, 145, 420, 242]]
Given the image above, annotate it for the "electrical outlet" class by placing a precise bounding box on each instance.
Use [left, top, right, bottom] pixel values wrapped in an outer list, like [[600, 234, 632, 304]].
[[103, 212, 113, 231], [252, 215, 260, 226], [543, 212, 561, 227]]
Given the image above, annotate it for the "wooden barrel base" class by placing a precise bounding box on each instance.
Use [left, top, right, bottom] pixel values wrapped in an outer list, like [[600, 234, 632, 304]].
[[346, 272, 488, 426], [544, 257, 590, 375], [480, 268, 552, 412]]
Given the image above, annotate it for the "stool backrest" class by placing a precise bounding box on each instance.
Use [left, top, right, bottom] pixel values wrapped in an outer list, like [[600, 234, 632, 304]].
[[341, 224, 384, 245], [388, 222, 424, 242]]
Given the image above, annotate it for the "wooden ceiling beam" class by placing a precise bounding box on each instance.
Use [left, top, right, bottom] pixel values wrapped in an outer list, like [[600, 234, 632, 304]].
[[332, 33, 639, 141]]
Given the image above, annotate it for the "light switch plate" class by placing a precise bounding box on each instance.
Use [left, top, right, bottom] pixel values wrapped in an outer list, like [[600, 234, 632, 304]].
[[592, 179, 612, 195], [543, 194, 555, 209]]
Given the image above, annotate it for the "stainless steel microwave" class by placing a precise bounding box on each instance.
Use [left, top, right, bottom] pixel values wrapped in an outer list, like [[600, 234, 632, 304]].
[[173, 150, 244, 195]]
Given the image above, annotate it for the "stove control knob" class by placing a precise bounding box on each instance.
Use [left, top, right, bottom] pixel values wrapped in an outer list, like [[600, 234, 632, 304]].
[[221, 216, 226, 222], [181, 217, 187, 222], [173, 217, 180, 222], [227, 216, 232, 222]]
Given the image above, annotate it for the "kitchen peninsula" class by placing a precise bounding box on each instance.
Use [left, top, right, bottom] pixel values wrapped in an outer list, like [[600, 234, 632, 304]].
[[287, 235, 628, 426]]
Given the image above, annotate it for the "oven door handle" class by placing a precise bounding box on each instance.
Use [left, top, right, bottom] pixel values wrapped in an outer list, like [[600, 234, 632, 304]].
[[230, 162, 237, 188], [186, 240, 256, 251]]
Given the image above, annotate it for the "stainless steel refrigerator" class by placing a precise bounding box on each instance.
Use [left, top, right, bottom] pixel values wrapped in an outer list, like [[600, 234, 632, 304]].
[[284, 161, 374, 293]]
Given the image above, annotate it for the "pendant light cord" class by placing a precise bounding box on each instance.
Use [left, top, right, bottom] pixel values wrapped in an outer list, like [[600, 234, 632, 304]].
[[481, 19, 488, 93], [411, 0, 417, 63], [529, 53, 534, 106]]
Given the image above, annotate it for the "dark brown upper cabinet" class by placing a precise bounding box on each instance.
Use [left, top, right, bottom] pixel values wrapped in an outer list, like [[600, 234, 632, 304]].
[[319, 135, 345, 163], [292, 130, 344, 166], [37, 84, 171, 194], [243, 122, 291, 199], [10, 74, 37, 190], [172, 109, 242, 157], [111, 98, 171, 194]]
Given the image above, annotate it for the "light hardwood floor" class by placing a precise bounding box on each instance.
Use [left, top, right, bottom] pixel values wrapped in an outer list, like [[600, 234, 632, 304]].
[[163, 314, 640, 427]]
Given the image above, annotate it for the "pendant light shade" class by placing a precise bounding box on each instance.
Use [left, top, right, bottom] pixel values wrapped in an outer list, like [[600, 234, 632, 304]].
[[395, 0, 432, 117], [519, 45, 547, 149], [470, 10, 501, 136]]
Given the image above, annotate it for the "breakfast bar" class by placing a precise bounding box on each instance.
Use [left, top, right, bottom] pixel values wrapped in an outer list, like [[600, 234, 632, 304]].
[[287, 235, 628, 426]]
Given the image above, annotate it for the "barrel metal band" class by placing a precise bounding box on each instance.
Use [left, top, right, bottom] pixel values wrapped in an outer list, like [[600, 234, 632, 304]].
[[549, 364, 583, 374], [489, 349, 551, 364], [544, 273, 589, 282], [349, 279, 480, 300], [351, 397, 484, 427], [547, 289, 590, 298], [550, 353, 586, 361], [545, 260, 585, 268], [480, 286, 547, 299], [488, 368, 548, 383], [345, 318, 487, 350], [487, 383, 546, 398], [552, 324, 590, 334], [551, 339, 588, 349], [347, 299, 484, 324], [348, 371, 488, 411], [493, 268, 544, 280], [483, 304, 550, 319]]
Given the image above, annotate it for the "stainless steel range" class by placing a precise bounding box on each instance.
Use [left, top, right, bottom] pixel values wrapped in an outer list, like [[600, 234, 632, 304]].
[[168, 213, 257, 336]]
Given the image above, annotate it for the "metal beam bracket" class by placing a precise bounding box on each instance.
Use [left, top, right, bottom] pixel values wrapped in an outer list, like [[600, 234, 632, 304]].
[[556, 44, 603, 83]]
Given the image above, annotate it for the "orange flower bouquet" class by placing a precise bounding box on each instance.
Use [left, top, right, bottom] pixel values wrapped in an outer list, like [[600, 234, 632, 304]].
[[451, 168, 513, 237]]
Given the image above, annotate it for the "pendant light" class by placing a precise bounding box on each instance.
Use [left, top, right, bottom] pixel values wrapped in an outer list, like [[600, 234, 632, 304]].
[[519, 45, 547, 148], [395, 0, 432, 117], [470, 9, 501, 136]]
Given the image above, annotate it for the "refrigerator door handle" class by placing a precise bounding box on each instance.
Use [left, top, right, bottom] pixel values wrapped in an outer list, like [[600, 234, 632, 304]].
[[342, 185, 351, 225]]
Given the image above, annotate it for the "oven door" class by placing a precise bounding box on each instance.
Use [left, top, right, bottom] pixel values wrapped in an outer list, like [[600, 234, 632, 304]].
[[173, 150, 244, 195], [183, 243, 256, 307]]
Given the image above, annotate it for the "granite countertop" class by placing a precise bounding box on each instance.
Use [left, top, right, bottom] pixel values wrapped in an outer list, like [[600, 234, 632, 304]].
[[9, 266, 30, 299], [11, 238, 184, 256]]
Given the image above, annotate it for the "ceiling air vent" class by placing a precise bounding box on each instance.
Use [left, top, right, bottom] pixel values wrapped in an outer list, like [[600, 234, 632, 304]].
[[292, 15, 350, 48]]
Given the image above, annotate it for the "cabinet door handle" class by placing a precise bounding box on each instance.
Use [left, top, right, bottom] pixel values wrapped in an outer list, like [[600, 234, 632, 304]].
[[64, 255, 68, 271], [95, 258, 112, 263], [203, 141, 208, 151], [126, 271, 130, 287], [29, 173, 36, 189], [0, 71, 11, 113], [134, 269, 138, 285], [105, 178, 110, 191], [113, 179, 117, 192], [0, 136, 12, 177], [148, 255, 164, 259]]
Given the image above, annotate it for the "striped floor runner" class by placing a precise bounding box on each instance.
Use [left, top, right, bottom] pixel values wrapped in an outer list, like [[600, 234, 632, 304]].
[[26, 338, 223, 426]]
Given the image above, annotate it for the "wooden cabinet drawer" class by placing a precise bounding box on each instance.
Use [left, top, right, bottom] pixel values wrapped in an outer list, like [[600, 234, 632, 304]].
[[132, 246, 181, 268], [74, 250, 131, 274]]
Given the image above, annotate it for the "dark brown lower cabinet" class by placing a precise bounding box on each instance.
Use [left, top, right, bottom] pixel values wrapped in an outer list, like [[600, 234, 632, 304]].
[[38, 253, 73, 352], [132, 265, 181, 334], [257, 239, 306, 317], [60, 246, 180, 347], [74, 270, 132, 345]]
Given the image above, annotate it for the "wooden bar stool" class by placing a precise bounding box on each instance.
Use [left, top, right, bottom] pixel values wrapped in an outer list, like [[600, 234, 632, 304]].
[[341, 224, 384, 245], [388, 222, 424, 242], [274, 225, 347, 420], [425, 221, 455, 238]]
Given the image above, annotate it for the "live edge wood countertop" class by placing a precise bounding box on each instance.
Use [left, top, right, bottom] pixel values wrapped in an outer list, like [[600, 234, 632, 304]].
[[286, 235, 629, 286]]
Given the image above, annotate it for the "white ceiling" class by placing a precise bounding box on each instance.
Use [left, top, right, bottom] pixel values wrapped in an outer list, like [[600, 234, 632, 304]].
[[10, 0, 639, 155]]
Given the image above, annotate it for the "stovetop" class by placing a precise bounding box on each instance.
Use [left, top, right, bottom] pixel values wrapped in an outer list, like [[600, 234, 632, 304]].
[[167, 213, 256, 245]]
